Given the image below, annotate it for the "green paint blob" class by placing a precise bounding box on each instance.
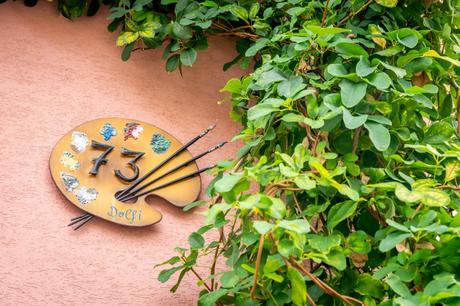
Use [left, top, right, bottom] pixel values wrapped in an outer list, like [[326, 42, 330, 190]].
[[150, 133, 171, 154]]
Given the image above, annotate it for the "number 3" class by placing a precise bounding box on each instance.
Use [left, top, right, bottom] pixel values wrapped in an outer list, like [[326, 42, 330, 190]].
[[114, 148, 145, 182]]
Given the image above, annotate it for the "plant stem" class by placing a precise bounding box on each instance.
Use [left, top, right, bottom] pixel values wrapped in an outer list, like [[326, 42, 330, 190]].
[[457, 90, 460, 135], [352, 127, 362, 154], [210, 244, 220, 290], [289, 259, 364, 306], [250, 234, 265, 300], [438, 185, 460, 191], [321, 0, 331, 27], [307, 293, 317, 306], [181, 256, 212, 292], [337, 0, 373, 27]]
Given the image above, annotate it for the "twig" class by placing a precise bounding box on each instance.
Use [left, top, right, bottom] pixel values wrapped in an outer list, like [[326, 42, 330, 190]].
[[366, 204, 387, 226], [337, 0, 373, 27], [307, 293, 317, 306], [250, 234, 265, 300], [289, 259, 364, 306], [292, 193, 304, 216], [210, 32, 259, 40], [438, 185, 460, 191], [210, 244, 220, 290], [352, 127, 362, 154], [181, 256, 212, 292], [321, 0, 331, 27], [270, 236, 317, 306], [457, 90, 460, 135]]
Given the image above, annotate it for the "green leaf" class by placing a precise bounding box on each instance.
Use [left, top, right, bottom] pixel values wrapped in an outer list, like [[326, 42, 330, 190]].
[[339, 80, 367, 107], [405, 57, 433, 73], [158, 266, 183, 283], [348, 231, 371, 253], [132, 0, 152, 10], [121, 42, 135, 61], [253, 221, 274, 234], [355, 274, 385, 298], [378, 232, 411, 252], [304, 117, 325, 129], [396, 28, 419, 48], [336, 42, 368, 57], [395, 184, 423, 203], [368, 72, 391, 90], [308, 234, 341, 253], [214, 173, 243, 193], [423, 50, 460, 66], [424, 121, 455, 144], [342, 108, 368, 129], [287, 267, 306, 306], [256, 70, 286, 87], [327, 63, 349, 77], [265, 272, 284, 283], [386, 274, 412, 298], [154, 256, 181, 268], [116, 31, 139, 46], [180, 49, 197, 67], [229, 5, 249, 21], [445, 161, 460, 182], [356, 56, 377, 77], [188, 232, 205, 248], [327, 201, 358, 231], [263, 255, 284, 274], [170, 269, 187, 293], [282, 113, 305, 123], [306, 25, 351, 36], [248, 103, 277, 120], [220, 78, 241, 93], [364, 123, 391, 152], [268, 197, 286, 219], [379, 61, 407, 78], [424, 273, 459, 297], [376, 0, 398, 7], [198, 288, 229, 306], [386, 219, 411, 233], [324, 250, 347, 271], [183, 200, 207, 212], [419, 190, 450, 207], [249, 3, 259, 18], [172, 22, 192, 40], [166, 54, 180, 72], [278, 219, 310, 234], [278, 76, 306, 98], [294, 175, 316, 190], [220, 271, 239, 288], [367, 115, 392, 125], [245, 38, 269, 57]]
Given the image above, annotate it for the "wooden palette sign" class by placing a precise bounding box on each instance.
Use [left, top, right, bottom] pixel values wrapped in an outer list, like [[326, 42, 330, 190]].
[[50, 118, 221, 229]]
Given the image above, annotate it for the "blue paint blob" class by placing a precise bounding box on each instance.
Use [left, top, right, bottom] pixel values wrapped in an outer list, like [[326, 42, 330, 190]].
[[99, 123, 117, 141], [150, 133, 171, 154]]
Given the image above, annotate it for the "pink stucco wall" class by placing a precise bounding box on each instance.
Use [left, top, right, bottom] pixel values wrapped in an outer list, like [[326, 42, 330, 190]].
[[0, 2, 243, 305]]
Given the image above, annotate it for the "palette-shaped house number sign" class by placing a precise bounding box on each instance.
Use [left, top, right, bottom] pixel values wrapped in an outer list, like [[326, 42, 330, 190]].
[[50, 118, 224, 230]]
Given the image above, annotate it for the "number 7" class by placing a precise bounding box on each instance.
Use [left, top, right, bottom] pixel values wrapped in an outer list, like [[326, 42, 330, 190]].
[[89, 140, 114, 175]]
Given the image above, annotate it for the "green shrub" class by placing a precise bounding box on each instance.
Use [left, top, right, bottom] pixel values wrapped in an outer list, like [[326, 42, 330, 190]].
[[33, 0, 460, 304]]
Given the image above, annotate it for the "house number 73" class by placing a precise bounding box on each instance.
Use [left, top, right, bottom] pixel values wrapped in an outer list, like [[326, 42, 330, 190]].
[[89, 140, 145, 182]]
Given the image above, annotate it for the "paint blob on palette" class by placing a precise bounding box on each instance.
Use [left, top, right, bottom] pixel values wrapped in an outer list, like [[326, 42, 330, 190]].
[[49, 118, 202, 228], [124, 122, 143, 140]]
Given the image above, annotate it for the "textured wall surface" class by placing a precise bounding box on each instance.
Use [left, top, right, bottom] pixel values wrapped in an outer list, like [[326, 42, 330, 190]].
[[0, 3, 242, 305]]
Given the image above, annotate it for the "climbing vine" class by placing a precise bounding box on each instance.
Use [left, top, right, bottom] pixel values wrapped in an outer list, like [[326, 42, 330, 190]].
[[17, 0, 460, 304]]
